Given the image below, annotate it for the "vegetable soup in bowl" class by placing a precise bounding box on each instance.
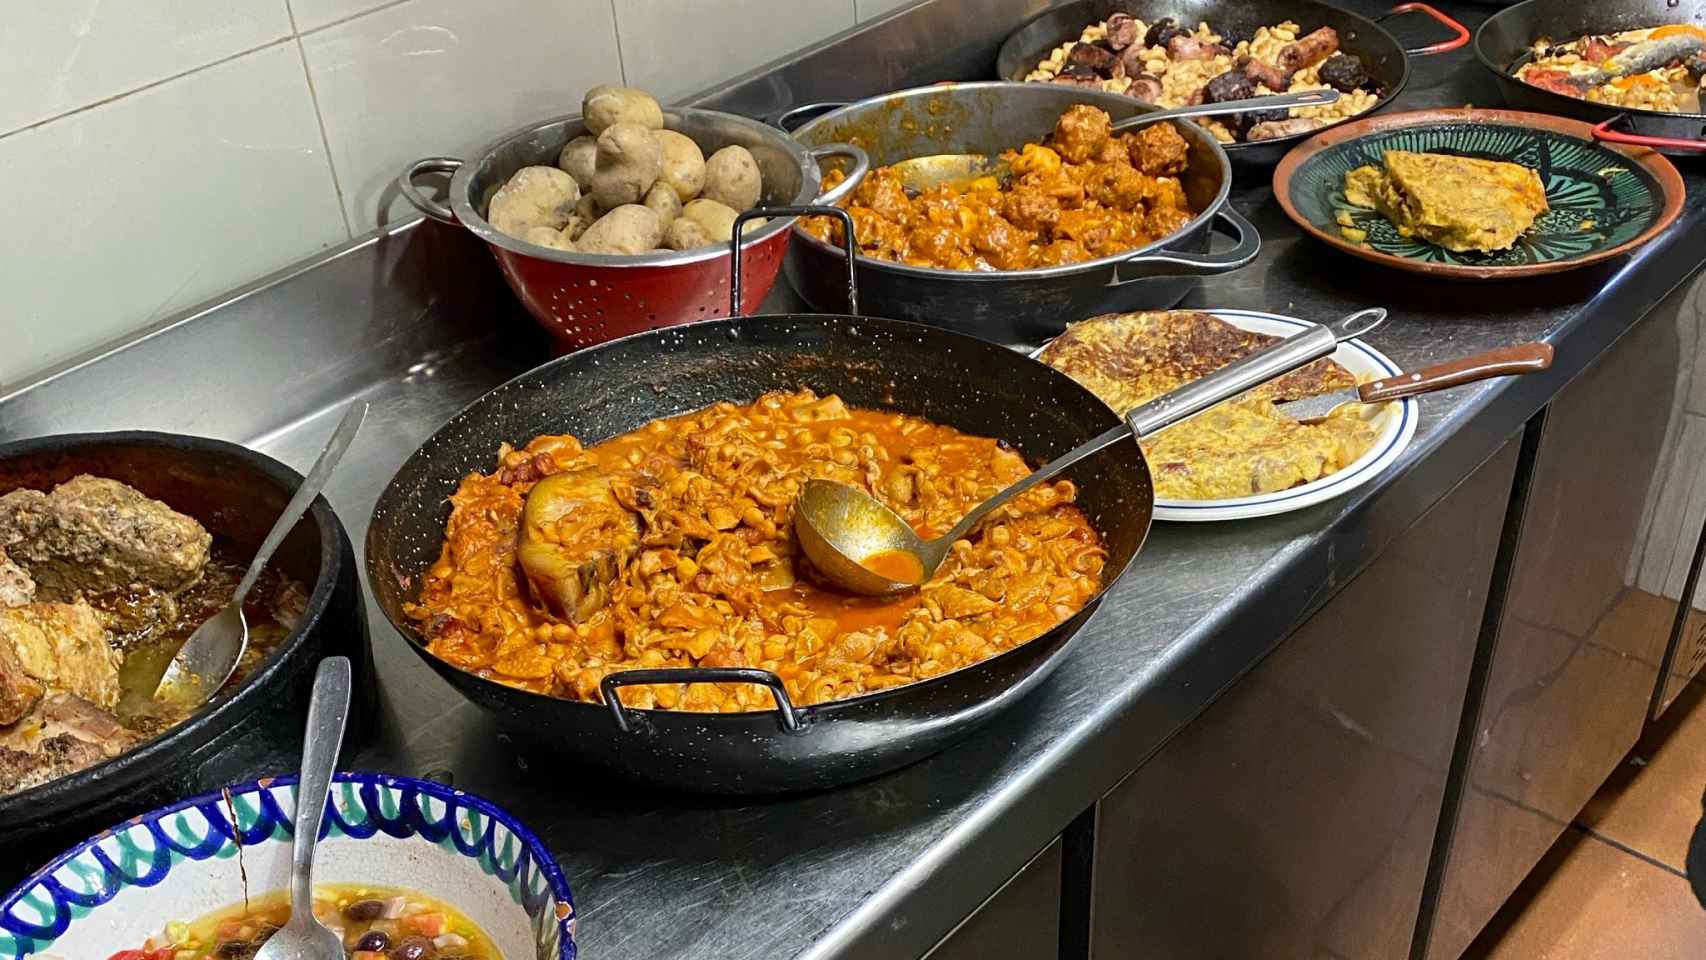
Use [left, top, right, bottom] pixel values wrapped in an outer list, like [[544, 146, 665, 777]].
[[0, 773, 575, 960]]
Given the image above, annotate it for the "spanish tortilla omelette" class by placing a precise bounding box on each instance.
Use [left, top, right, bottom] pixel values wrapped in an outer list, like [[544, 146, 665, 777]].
[[1039, 310, 1385, 501]]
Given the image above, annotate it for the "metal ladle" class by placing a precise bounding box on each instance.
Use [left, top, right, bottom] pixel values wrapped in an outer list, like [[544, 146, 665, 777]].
[[155, 401, 367, 707], [794, 307, 1387, 596], [889, 88, 1340, 191]]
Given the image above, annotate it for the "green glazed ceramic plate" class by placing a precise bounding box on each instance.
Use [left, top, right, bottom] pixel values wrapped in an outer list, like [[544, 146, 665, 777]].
[[1274, 108, 1684, 280]]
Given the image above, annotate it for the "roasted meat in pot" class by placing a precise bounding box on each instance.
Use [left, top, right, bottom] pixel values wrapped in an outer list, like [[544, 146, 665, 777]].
[[0, 475, 211, 599]]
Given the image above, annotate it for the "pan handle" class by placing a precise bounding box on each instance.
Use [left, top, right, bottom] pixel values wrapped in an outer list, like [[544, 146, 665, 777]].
[[1591, 114, 1706, 153], [398, 157, 463, 225], [731, 205, 859, 316], [599, 667, 803, 734], [771, 101, 852, 131], [1109, 207, 1260, 286], [809, 143, 872, 205], [1377, 3, 1470, 56]]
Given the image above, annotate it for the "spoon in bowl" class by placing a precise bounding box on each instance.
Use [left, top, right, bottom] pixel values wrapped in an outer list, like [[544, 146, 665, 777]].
[[254, 655, 353, 960], [155, 401, 368, 707], [890, 88, 1340, 191], [794, 308, 1387, 596]]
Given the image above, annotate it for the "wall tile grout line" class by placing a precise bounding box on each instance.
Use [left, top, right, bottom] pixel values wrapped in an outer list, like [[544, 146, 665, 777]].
[[0, 36, 298, 146], [296, 0, 416, 39], [285, 0, 355, 239], [609, 0, 629, 85]]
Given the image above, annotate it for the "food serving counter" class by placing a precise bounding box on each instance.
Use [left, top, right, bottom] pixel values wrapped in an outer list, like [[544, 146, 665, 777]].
[[1, 1, 1702, 957]]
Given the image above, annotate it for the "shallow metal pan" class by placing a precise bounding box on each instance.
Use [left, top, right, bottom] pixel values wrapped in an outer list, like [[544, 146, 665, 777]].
[[785, 82, 1258, 343], [1475, 0, 1706, 153], [994, 0, 1470, 166]]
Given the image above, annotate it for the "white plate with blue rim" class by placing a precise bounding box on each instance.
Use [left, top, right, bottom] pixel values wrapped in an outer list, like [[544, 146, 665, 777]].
[[0, 772, 576, 960], [1034, 308, 1418, 522]]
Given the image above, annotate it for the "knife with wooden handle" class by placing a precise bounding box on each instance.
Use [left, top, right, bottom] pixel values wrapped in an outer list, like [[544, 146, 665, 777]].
[[1276, 341, 1555, 423]]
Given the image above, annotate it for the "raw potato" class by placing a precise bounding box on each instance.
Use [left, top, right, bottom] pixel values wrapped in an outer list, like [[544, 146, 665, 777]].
[[644, 181, 682, 224], [665, 217, 715, 251], [583, 85, 664, 135], [488, 166, 581, 236], [682, 198, 764, 242], [654, 129, 706, 202], [591, 123, 663, 210], [577, 205, 665, 255], [702, 145, 762, 211], [523, 225, 575, 251], [557, 135, 598, 191]]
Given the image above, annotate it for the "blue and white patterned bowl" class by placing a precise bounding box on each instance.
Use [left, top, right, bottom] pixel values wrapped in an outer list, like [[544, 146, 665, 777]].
[[1274, 107, 1684, 280], [0, 772, 575, 959]]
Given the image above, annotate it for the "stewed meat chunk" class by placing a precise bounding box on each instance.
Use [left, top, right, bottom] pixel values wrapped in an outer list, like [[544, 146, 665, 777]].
[[0, 476, 211, 599]]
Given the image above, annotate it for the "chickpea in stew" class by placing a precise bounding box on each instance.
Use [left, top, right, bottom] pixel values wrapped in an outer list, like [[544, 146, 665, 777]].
[[107, 885, 499, 960], [407, 390, 1107, 711]]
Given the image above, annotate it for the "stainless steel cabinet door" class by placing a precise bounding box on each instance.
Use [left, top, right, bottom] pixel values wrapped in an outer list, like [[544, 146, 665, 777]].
[[1089, 437, 1520, 960], [1425, 284, 1697, 960], [926, 839, 1061, 960]]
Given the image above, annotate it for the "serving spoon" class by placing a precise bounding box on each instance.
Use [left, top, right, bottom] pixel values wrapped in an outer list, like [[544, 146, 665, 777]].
[[795, 307, 1387, 596], [891, 88, 1340, 191], [255, 655, 353, 960], [155, 401, 368, 707]]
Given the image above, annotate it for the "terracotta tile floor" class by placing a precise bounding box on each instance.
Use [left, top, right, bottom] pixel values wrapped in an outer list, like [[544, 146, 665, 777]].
[[1465, 681, 1706, 958]]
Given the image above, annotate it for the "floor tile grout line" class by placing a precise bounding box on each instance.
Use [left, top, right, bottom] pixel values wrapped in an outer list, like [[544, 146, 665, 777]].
[[0, 36, 298, 145], [1574, 824, 1690, 879]]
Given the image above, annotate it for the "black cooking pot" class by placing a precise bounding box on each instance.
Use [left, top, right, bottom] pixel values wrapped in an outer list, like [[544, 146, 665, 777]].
[[1476, 0, 1706, 154], [0, 433, 367, 882], [366, 210, 1156, 795], [786, 82, 1257, 343], [995, 0, 1471, 166]]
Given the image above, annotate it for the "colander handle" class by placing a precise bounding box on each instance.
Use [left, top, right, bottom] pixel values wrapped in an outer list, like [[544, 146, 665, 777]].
[[399, 157, 463, 224], [731, 205, 859, 316], [809, 144, 872, 205]]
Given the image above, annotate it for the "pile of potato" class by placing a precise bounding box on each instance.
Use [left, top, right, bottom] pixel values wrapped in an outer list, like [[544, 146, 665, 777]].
[[485, 86, 767, 255]]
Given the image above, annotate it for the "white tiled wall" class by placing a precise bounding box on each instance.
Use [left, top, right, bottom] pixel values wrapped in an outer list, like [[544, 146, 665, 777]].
[[0, 0, 916, 393]]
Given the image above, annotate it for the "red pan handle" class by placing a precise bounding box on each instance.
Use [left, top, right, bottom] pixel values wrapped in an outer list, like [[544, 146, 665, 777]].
[[1381, 3, 1470, 56], [1592, 115, 1706, 153]]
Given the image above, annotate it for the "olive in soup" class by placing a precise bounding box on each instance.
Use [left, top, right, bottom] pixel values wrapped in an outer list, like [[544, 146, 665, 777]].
[[106, 884, 501, 960]]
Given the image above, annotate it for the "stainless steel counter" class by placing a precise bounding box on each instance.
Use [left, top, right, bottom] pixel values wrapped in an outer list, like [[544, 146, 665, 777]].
[[2, 1, 1703, 957]]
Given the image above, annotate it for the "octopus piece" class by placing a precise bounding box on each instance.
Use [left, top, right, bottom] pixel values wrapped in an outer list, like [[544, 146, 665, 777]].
[[517, 468, 641, 623], [1052, 104, 1113, 163], [1168, 34, 1230, 62], [1105, 14, 1141, 50], [1276, 26, 1340, 75]]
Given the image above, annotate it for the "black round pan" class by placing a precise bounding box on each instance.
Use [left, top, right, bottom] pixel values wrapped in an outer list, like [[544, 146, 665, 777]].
[[996, 0, 1471, 166], [365, 211, 1155, 795], [366, 318, 1150, 794], [0, 433, 366, 882], [1476, 0, 1706, 154]]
